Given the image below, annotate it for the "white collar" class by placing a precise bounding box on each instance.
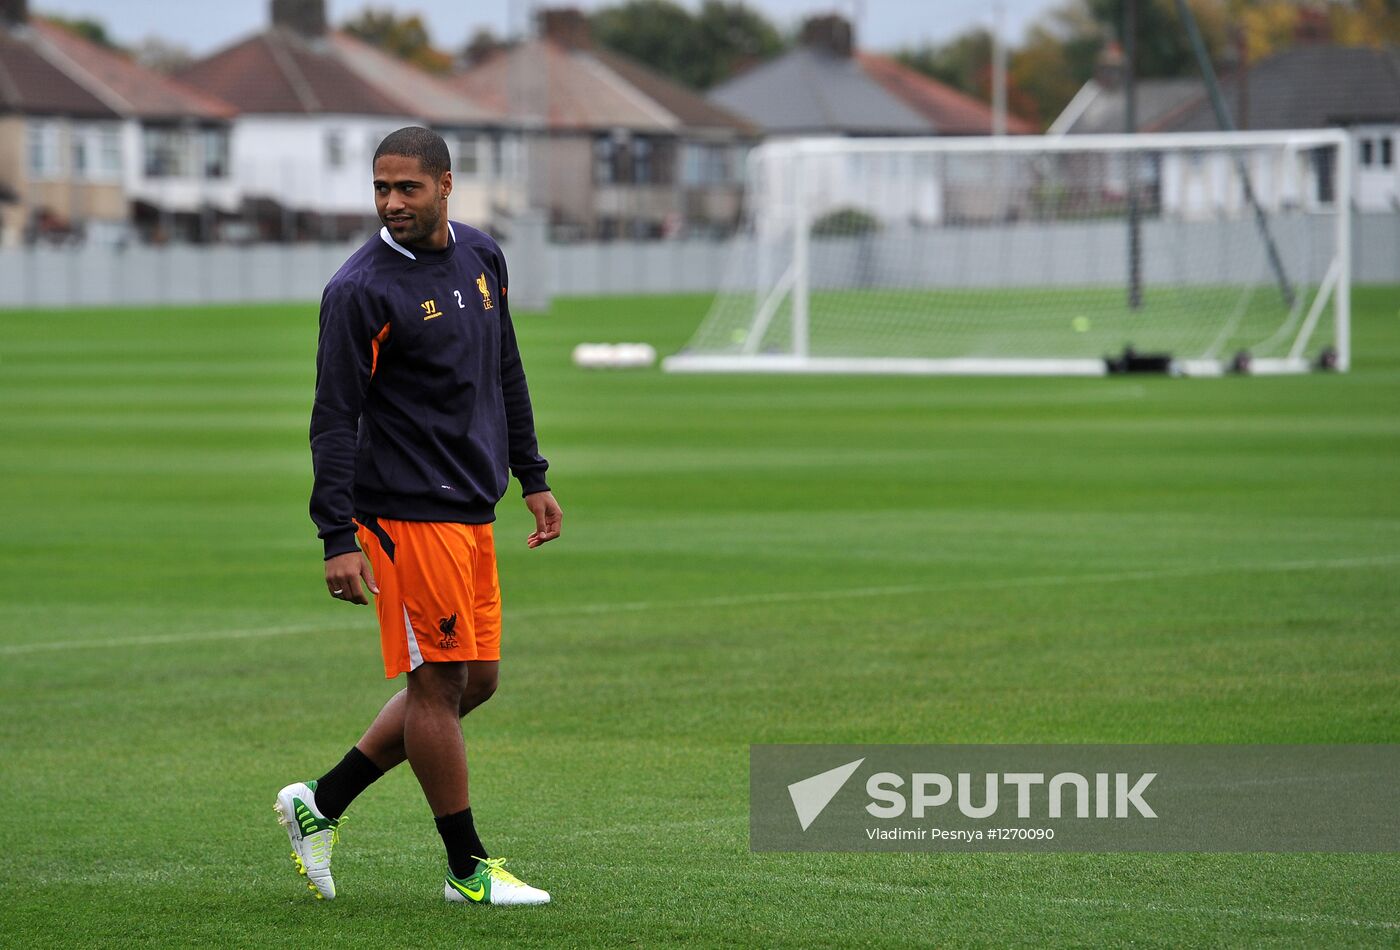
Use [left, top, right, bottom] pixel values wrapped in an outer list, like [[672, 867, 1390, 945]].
[[378, 222, 456, 260]]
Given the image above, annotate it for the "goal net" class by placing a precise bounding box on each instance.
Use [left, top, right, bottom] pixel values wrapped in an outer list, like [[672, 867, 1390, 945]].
[[664, 131, 1351, 376]]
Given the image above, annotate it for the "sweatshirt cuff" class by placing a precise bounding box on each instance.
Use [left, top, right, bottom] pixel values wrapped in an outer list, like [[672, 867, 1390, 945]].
[[323, 528, 360, 561], [518, 470, 551, 497]]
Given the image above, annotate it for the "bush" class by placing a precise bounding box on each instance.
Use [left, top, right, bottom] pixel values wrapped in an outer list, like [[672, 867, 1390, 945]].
[[810, 207, 881, 237]]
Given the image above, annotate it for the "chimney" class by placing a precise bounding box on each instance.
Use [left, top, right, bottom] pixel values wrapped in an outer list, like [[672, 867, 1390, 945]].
[[1095, 40, 1124, 90], [0, 0, 28, 28], [800, 14, 853, 57], [538, 8, 591, 50], [1293, 8, 1331, 46], [271, 0, 325, 37]]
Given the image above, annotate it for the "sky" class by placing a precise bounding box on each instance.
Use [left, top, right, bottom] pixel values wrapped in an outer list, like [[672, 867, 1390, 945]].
[[30, 0, 1063, 56]]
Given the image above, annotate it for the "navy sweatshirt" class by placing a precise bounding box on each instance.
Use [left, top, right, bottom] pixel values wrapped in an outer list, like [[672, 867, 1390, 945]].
[[310, 222, 549, 560]]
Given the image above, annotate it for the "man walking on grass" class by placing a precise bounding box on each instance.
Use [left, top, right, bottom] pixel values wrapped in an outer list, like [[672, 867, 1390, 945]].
[[277, 126, 561, 907]]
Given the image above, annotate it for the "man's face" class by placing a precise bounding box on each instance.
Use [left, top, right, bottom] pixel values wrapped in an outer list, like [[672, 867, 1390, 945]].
[[373, 154, 450, 246]]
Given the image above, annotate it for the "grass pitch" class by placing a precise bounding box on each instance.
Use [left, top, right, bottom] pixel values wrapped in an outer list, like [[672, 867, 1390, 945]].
[[1, 287, 1397, 947]]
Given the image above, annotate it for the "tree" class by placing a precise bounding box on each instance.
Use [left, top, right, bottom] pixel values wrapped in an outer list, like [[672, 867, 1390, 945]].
[[46, 15, 120, 49], [895, 22, 1055, 128], [342, 7, 451, 74], [895, 29, 993, 99], [1010, 23, 1088, 128], [462, 27, 506, 66], [591, 0, 696, 84], [589, 0, 784, 90], [132, 36, 193, 74], [693, 1, 784, 86], [1328, 0, 1400, 46]]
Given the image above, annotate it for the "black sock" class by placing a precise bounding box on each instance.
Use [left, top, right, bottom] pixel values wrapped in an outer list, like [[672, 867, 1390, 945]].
[[435, 808, 488, 878], [313, 746, 384, 820]]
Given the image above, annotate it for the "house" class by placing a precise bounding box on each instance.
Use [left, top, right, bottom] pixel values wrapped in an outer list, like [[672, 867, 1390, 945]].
[[1048, 43, 1205, 137], [327, 31, 527, 232], [857, 52, 1036, 137], [177, 0, 419, 240], [1, 0, 232, 245], [710, 16, 1030, 139], [709, 16, 929, 138], [1052, 36, 1400, 216], [26, 17, 237, 243], [1155, 43, 1400, 214], [709, 15, 1037, 227], [1044, 44, 1206, 217], [0, 0, 121, 246], [451, 8, 755, 240]]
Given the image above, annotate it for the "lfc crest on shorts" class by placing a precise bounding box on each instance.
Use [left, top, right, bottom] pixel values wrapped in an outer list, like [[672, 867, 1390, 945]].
[[438, 613, 459, 649]]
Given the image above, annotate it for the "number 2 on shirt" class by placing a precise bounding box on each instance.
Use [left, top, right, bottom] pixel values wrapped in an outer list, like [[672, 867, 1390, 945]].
[[453, 290, 466, 309]]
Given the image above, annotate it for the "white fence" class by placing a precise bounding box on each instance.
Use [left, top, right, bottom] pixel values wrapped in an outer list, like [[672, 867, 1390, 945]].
[[1, 213, 1396, 310]]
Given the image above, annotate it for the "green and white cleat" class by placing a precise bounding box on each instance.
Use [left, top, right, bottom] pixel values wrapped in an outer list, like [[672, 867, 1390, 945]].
[[273, 780, 341, 900], [444, 857, 551, 906]]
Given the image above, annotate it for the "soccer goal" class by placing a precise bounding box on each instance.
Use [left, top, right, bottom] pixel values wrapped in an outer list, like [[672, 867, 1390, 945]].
[[664, 131, 1351, 376]]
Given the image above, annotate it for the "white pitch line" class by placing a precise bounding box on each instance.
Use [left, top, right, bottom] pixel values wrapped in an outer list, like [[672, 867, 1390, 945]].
[[2, 554, 1397, 657], [0, 623, 331, 656], [506, 553, 1400, 619]]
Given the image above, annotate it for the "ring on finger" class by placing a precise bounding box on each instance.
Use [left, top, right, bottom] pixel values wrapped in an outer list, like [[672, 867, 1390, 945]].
[[332, 588, 344, 595]]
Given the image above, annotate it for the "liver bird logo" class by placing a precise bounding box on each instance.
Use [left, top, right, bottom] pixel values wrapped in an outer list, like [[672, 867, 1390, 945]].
[[476, 273, 494, 310], [437, 612, 459, 649]]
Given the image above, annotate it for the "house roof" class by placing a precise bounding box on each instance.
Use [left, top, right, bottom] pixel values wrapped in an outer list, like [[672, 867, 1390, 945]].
[[177, 28, 409, 116], [455, 39, 664, 131], [328, 32, 497, 126], [0, 26, 119, 118], [709, 46, 931, 136], [29, 19, 234, 121], [1158, 45, 1400, 132], [588, 47, 754, 135], [1050, 77, 1203, 135], [452, 38, 750, 136], [857, 53, 1035, 135]]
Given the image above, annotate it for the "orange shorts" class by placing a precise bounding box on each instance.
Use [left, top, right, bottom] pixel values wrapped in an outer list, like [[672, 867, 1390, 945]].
[[355, 516, 502, 678]]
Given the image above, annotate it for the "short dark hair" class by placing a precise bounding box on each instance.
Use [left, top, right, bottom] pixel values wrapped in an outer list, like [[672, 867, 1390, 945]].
[[373, 126, 451, 178]]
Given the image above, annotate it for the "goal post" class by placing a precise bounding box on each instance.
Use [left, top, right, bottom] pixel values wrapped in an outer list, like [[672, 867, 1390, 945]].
[[664, 130, 1351, 376]]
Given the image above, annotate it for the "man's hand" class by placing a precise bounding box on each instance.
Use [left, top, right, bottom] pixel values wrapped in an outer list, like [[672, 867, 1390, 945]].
[[325, 551, 378, 604], [525, 491, 562, 548]]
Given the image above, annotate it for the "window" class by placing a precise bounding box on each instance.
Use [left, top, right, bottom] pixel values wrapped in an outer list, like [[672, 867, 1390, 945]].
[[729, 145, 748, 183], [1360, 137, 1374, 167], [326, 130, 345, 169], [497, 134, 522, 180], [594, 136, 616, 184], [72, 133, 88, 177], [455, 135, 479, 176], [705, 145, 729, 185], [69, 125, 123, 180], [1383, 137, 1394, 168], [683, 143, 737, 186], [98, 126, 122, 177], [202, 128, 228, 178], [1313, 147, 1335, 204], [143, 127, 194, 177], [633, 137, 652, 184], [27, 121, 61, 178], [682, 144, 703, 185]]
